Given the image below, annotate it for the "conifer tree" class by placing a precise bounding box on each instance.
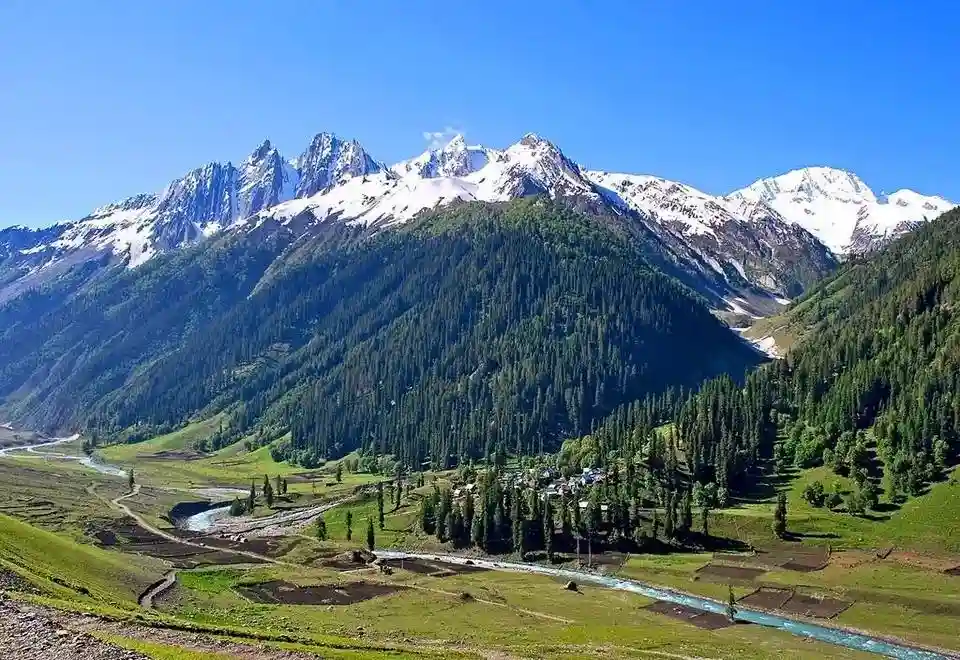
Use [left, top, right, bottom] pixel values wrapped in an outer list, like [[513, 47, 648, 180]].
[[773, 492, 787, 539], [377, 481, 385, 529]]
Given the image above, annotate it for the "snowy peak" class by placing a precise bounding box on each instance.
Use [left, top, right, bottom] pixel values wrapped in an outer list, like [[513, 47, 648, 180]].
[[496, 133, 594, 199], [587, 172, 737, 236], [744, 167, 874, 205], [238, 140, 298, 217], [729, 167, 955, 254], [295, 132, 384, 198], [391, 134, 494, 179]]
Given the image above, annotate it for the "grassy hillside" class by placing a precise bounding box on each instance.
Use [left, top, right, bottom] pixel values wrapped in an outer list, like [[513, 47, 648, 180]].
[[0, 512, 164, 607]]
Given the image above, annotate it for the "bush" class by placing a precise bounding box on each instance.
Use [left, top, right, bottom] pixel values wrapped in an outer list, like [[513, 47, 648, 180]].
[[802, 480, 826, 507]]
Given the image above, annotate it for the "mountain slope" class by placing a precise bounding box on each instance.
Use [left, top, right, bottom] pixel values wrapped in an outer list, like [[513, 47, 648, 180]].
[[0, 199, 762, 465], [589, 172, 838, 299], [647, 205, 960, 504], [729, 166, 954, 255]]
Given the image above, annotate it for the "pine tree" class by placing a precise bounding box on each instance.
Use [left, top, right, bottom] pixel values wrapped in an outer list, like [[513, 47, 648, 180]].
[[560, 495, 572, 540], [727, 585, 737, 623], [663, 490, 676, 539], [247, 480, 256, 513], [773, 492, 787, 539], [471, 500, 484, 548], [419, 494, 436, 535], [127, 468, 135, 493], [462, 491, 476, 547], [229, 497, 245, 516], [316, 516, 327, 541], [543, 495, 554, 561], [377, 481, 385, 529], [680, 489, 693, 535], [263, 474, 274, 508], [366, 517, 375, 551], [336, 462, 343, 483], [346, 510, 353, 541]]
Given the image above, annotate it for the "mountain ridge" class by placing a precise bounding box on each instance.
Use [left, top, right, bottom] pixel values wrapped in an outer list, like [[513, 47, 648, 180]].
[[0, 132, 952, 311]]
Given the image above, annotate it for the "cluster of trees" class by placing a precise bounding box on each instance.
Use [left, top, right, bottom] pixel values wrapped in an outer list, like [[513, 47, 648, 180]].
[[417, 459, 725, 558], [229, 474, 289, 516], [596, 208, 960, 512]]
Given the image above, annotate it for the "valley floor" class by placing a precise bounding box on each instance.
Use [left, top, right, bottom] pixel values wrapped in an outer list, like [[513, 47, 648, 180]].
[[1, 426, 959, 659]]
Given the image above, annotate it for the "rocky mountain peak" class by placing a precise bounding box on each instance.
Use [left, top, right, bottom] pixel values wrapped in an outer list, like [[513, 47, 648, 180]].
[[295, 132, 383, 198]]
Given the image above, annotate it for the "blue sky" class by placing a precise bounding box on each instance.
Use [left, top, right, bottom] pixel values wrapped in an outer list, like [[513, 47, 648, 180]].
[[1, 0, 957, 227]]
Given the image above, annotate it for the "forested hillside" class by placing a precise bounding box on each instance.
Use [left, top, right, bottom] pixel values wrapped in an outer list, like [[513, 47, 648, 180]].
[[0, 199, 761, 466], [596, 207, 960, 506]]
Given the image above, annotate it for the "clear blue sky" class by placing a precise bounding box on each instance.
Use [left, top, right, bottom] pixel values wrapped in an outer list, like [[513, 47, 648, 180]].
[[1, 0, 957, 227]]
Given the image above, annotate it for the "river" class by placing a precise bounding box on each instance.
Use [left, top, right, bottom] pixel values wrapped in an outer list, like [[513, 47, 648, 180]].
[[377, 551, 955, 660], [0, 433, 127, 477]]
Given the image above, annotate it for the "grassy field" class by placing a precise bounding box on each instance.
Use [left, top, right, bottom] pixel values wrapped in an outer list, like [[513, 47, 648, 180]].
[[161, 561, 875, 659], [98, 421, 385, 501], [707, 465, 960, 554]]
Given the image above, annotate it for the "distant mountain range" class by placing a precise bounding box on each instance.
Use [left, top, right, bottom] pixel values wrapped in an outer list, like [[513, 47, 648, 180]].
[[0, 131, 953, 312]]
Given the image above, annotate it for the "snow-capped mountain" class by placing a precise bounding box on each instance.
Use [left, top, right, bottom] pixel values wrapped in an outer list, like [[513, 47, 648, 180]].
[[0, 132, 952, 314], [294, 133, 382, 198], [729, 166, 954, 254], [589, 172, 838, 300], [258, 132, 601, 231]]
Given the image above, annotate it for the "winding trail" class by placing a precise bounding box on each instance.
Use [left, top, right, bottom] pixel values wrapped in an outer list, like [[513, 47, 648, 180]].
[[137, 570, 177, 609], [92, 484, 288, 567]]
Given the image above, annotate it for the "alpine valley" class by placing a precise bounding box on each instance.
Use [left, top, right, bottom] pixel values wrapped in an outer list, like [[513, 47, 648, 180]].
[[0, 131, 953, 462]]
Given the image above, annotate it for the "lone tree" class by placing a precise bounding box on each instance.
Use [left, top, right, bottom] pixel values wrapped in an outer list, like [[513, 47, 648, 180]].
[[316, 516, 327, 541], [336, 462, 343, 483], [377, 482, 385, 529], [229, 497, 245, 516], [727, 585, 737, 622], [127, 468, 135, 492], [247, 480, 256, 513], [263, 474, 274, 508], [346, 510, 353, 541], [366, 517, 375, 551], [773, 492, 787, 539]]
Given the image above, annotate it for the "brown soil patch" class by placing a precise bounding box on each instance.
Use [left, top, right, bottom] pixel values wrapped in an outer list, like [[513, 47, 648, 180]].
[[198, 535, 289, 557], [645, 600, 734, 629], [379, 558, 489, 577], [236, 580, 405, 605], [780, 593, 852, 619], [889, 550, 960, 573], [827, 550, 876, 570], [695, 562, 765, 582], [322, 549, 376, 571], [757, 544, 829, 572], [738, 587, 793, 610], [91, 520, 264, 567], [589, 552, 628, 569], [380, 558, 439, 575], [945, 567, 960, 577]]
